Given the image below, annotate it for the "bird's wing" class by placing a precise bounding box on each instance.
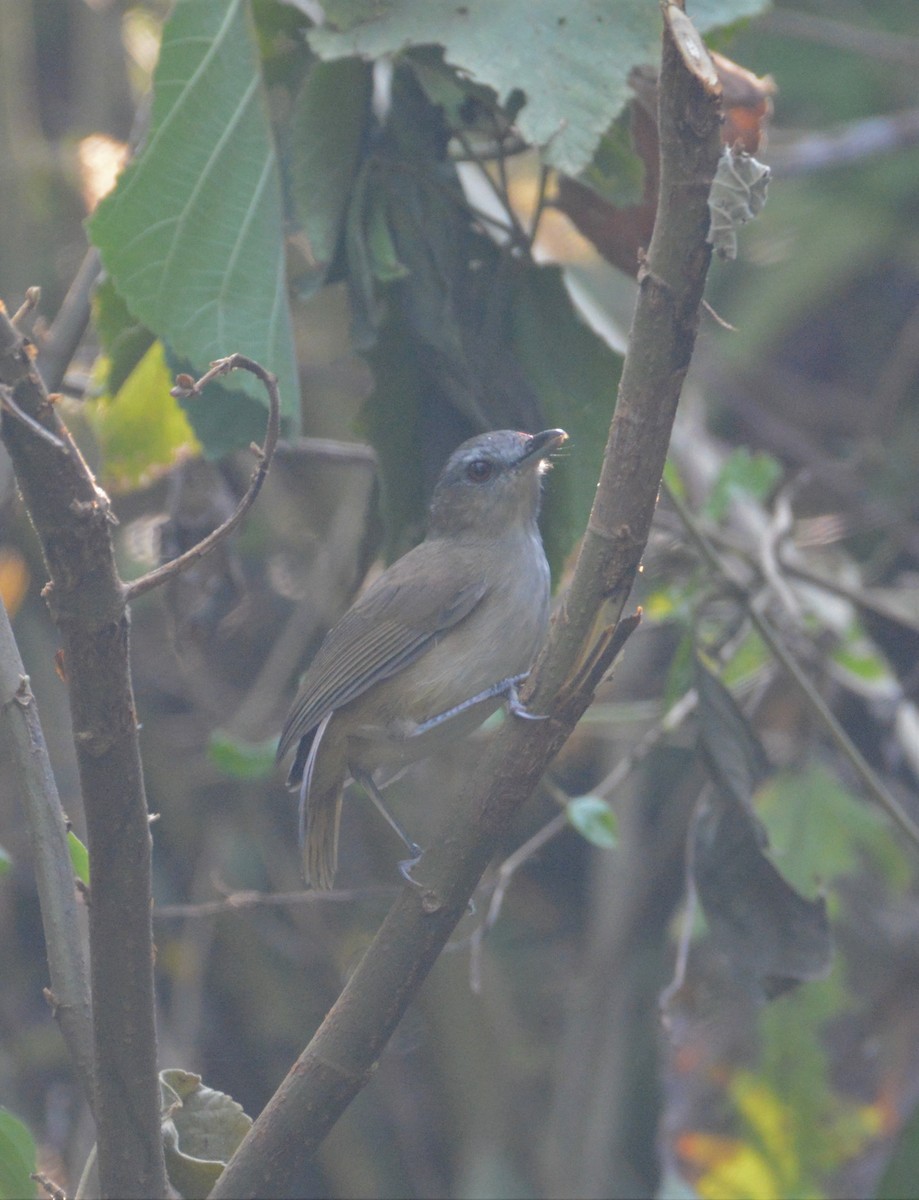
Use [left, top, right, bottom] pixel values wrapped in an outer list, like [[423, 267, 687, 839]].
[[277, 543, 487, 761]]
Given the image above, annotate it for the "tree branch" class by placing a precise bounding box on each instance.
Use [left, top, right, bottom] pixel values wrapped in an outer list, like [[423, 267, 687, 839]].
[[34, 247, 102, 394], [0, 597, 95, 1109], [123, 355, 281, 602], [211, 6, 724, 1196], [0, 302, 168, 1199]]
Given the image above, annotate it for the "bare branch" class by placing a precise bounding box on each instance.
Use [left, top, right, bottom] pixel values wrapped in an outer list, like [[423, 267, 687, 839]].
[[0, 384, 67, 448], [123, 354, 281, 602], [154, 885, 397, 920], [35, 248, 102, 393], [11, 286, 41, 328], [0, 600, 94, 1108]]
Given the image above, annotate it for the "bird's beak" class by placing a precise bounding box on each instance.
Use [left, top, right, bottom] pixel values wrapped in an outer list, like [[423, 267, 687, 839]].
[[519, 428, 568, 465]]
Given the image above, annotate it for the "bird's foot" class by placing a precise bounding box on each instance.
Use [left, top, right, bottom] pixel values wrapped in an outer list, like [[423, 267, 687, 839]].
[[398, 844, 424, 888], [505, 681, 548, 722]]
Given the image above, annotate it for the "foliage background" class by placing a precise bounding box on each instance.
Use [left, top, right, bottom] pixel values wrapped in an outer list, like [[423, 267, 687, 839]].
[[3, 1, 919, 1197]]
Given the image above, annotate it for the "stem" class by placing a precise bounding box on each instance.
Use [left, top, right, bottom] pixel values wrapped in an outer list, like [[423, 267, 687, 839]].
[[0, 597, 95, 1108]]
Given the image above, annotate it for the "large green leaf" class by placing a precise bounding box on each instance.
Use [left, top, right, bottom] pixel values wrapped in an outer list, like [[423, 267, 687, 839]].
[[88, 0, 300, 452], [311, 0, 770, 177], [288, 58, 371, 291]]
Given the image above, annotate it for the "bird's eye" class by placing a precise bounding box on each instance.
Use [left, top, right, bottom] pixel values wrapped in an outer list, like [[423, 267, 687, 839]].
[[466, 459, 494, 483]]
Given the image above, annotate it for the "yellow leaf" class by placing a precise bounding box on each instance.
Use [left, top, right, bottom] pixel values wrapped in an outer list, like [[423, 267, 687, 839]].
[[85, 341, 200, 490], [0, 549, 30, 616], [732, 1072, 798, 1185], [677, 1131, 784, 1200]]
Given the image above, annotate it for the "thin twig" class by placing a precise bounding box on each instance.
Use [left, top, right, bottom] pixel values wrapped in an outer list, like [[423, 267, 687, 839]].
[[657, 502, 919, 639], [35, 248, 102, 394], [123, 354, 281, 602], [664, 478, 919, 852], [781, 556, 919, 638], [31, 1172, 68, 1200], [0, 601, 95, 1108], [467, 807, 569, 992], [0, 385, 67, 449], [467, 640, 749, 986], [279, 436, 378, 468], [658, 809, 700, 1026], [528, 162, 553, 249], [12, 287, 41, 328], [154, 885, 398, 919], [454, 128, 532, 251]]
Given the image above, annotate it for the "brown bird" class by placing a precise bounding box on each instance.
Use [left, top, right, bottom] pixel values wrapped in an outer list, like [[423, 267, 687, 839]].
[[277, 428, 567, 888]]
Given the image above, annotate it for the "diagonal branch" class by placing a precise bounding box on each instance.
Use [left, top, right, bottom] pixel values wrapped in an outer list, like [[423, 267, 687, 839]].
[[211, 6, 724, 1196]]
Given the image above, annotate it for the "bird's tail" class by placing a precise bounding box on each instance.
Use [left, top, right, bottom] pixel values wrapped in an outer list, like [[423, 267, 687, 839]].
[[289, 711, 341, 889], [304, 783, 343, 890]]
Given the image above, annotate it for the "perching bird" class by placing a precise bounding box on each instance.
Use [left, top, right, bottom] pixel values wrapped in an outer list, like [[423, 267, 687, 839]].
[[277, 428, 567, 888]]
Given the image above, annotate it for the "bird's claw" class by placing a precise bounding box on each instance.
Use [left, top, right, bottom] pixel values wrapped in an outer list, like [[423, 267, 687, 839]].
[[506, 683, 548, 722], [398, 846, 424, 887]]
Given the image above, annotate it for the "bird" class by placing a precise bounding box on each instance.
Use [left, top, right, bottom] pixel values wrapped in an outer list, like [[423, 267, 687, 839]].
[[276, 427, 567, 888]]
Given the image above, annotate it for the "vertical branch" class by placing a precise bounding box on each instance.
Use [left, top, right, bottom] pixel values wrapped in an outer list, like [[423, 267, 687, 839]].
[[0, 306, 167, 1199], [0, 598, 95, 1108]]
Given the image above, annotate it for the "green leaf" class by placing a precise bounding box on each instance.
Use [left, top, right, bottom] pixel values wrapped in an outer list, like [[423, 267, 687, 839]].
[[662, 628, 695, 711], [0, 1108, 37, 1200], [366, 190, 409, 283], [695, 652, 770, 807], [510, 263, 622, 573], [311, 0, 770, 177], [208, 731, 278, 781], [755, 765, 911, 895], [567, 795, 618, 849], [705, 447, 782, 522], [85, 341, 200, 490], [829, 624, 897, 701], [160, 1069, 252, 1200], [578, 111, 645, 208], [720, 630, 769, 689], [88, 0, 300, 454], [345, 157, 387, 350], [361, 302, 426, 554], [68, 831, 90, 887], [406, 46, 494, 127], [0, 846, 10, 878], [91, 277, 155, 397], [878, 1098, 919, 1200], [288, 58, 371, 290]]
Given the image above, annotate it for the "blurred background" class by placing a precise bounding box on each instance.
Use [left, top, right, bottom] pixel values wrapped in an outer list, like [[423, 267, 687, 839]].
[[3, 2, 919, 1197]]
